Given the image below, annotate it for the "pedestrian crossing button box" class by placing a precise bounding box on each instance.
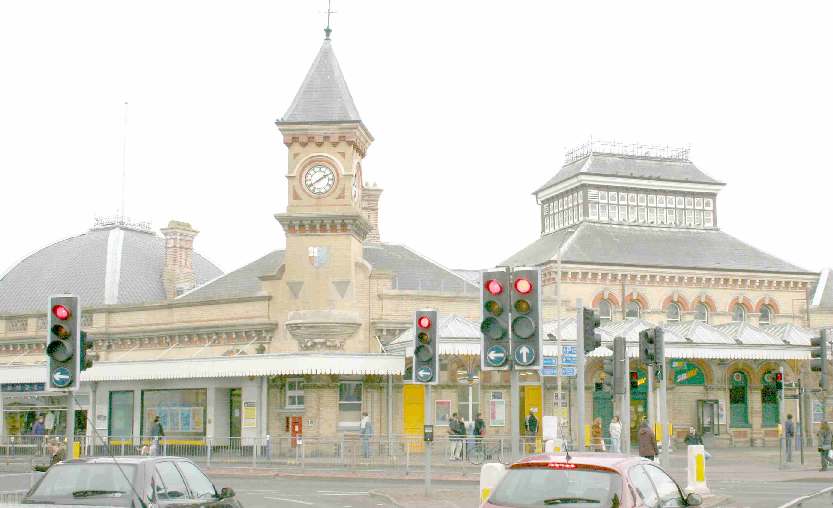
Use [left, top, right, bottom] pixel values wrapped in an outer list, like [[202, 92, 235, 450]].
[[424, 424, 434, 442]]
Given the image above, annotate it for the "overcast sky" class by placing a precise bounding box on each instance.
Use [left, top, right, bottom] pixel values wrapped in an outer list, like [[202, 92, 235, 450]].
[[1, 1, 831, 279]]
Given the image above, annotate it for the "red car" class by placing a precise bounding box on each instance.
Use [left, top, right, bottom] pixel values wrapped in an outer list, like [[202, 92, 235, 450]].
[[481, 453, 702, 508]]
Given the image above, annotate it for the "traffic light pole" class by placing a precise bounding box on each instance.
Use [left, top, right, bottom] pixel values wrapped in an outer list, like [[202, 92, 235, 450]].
[[424, 384, 432, 497], [647, 367, 655, 432], [575, 299, 585, 452], [659, 361, 670, 467], [511, 369, 520, 457], [65, 393, 74, 457], [622, 352, 631, 455]]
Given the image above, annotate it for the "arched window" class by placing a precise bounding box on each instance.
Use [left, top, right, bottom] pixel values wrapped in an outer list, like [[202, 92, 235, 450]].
[[598, 300, 613, 324], [759, 305, 773, 326], [694, 303, 709, 323], [732, 304, 746, 323], [625, 301, 641, 319], [666, 302, 681, 322], [730, 371, 750, 427], [761, 371, 779, 427]]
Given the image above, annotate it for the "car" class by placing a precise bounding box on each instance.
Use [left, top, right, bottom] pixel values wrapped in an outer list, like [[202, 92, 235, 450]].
[[22, 455, 242, 507], [481, 452, 702, 508]]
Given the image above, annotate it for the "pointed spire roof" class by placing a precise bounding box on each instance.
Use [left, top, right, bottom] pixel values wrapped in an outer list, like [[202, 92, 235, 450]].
[[280, 39, 362, 124]]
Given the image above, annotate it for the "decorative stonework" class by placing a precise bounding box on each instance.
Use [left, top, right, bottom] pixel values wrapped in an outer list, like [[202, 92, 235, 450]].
[[275, 213, 370, 241], [6, 318, 27, 333], [285, 310, 361, 351]]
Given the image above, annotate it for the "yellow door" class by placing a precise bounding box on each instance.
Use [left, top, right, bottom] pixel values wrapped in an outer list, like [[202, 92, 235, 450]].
[[523, 386, 543, 452], [403, 384, 425, 451]]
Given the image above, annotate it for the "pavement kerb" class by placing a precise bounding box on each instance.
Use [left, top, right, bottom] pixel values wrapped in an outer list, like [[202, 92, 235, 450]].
[[204, 466, 480, 483], [368, 489, 402, 508]]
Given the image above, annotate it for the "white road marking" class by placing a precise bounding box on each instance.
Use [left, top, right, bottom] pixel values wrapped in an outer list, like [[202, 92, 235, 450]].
[[0, 474, 32, 478], [264, 496, 314, 505]]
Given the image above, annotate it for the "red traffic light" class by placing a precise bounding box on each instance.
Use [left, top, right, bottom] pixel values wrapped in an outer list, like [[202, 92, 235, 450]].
[[485, 279, 503, 296], [775, 372, 783, 382], [52, 305, 71, 320], [630, 372, 638, 380], [514, 278, 533, 294], [417, 315, 432, 329]]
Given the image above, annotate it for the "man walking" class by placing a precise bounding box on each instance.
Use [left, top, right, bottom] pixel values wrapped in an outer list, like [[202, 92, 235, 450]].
[[638, 420, 658, 461], [785, 414, 795, 463], [525, 410, 538, 453], [150, 416, 164, 456], [449, 413, 464, 460], [360, 411, 373, 458]]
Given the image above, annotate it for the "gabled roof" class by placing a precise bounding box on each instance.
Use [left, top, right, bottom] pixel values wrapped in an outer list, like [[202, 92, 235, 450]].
[[714, 322, 784, 346], [761, 323, 815, 346], [812, 268, 833, 310], [279, 39, 362, 124], [664, 320, 736, 345], [535, 153, 723, 194], [501, 222, 811, 274], [0, 226, 222, 314], [177, 243, 478, 303]]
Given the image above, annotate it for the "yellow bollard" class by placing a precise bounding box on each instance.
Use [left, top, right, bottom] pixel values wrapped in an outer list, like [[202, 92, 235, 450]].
[[686, 444, 710, 495], [584, 424, 591, 447], [72, 441, 81, 459]]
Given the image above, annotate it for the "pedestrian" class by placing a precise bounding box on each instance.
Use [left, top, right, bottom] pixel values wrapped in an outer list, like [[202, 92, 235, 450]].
[[474, 412, 486, 440], [609, 416, 622, 453], [817, 421, 832, 471], [448, 413, 464, 460], [784, 414, 795, 463], [150, 416, 164, 456], [684, 426, 711, 459], [33, 438, 65, 472], [32, 416, 46, 437], [591, 417, 605, 452], [638, 420, 658, 461], [525, 410, 538, 453], [359, 411, 373, 459]]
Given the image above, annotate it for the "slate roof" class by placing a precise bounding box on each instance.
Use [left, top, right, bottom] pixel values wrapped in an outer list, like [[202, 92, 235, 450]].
[[177, 243, 479, 303], [811, 268, 833, 310], [535, 153, 723, 193], [279, 39, 362, 124], [0, 226, 222, 315], [501, 222, 811, 274]]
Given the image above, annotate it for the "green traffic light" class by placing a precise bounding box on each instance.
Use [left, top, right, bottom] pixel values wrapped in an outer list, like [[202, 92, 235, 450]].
[[512, 316, 535, 339], [481, 317, 506, 340]]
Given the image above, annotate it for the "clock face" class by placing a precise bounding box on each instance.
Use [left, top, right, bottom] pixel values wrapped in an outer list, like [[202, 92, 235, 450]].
[[303, 165, 336, 195]]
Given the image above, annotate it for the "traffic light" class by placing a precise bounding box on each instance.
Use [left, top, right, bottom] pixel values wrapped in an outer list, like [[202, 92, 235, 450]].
[[810, 332, 829, 390], [613, 336, 626, 395], [581, 308, 601, 354], [630, 371, 639, 390], [413, 309, 438, 384], [775, 372, 783, 391], [79, 331, 95, 371], [601, 357, 614, 393], [509, 268, 542, 370], [481, 269, 510, 370], [46, 295, 80, 391], [639, 327, 664, 366]]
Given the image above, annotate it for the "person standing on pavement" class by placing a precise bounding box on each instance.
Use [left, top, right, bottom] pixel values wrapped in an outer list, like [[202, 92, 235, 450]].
[[150, 416, 164, 456], [784, 414, 795, 463], [32, 416, 46, 437], [817, 421, 832, 471], [474, 413, 485, 440], [609, 416, 622, 453], [638, 420, 658, 461], [525, 410, 538, 452], [448, 413, 464, 460], [360, 412, 373, 458]]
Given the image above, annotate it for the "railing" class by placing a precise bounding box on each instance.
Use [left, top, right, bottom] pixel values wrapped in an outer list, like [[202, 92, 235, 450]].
[[777, 486, 833, 508]]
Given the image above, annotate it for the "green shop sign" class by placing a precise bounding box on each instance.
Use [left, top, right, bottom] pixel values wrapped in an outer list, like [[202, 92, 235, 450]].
[[671, 360, 705, 385]]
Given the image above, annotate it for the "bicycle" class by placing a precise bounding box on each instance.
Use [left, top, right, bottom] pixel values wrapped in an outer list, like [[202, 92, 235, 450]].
[[469, 439, 509, 465]]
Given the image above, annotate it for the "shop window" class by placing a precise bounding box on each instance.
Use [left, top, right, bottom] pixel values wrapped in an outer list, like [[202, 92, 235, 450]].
[[729, 371, 749, 427], [286, 378, 304, 409], [626, 301, 641, 319], [666, 303, 681, 322], [732, 304, 746, 323], [761, 371, 779, 427], [142, 389, 206, 437], [109, 391, 134, 438], [694, 303, 709, 323], [598, 300, 613, 324], [457, 385, 480, 423], [759, 305, 773, 326], [338, 381, 362, 430]]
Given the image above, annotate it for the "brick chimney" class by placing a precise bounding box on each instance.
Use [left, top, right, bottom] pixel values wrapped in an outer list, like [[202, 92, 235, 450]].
[[361, 183, 383, 243], [161, 220, 199, 298]]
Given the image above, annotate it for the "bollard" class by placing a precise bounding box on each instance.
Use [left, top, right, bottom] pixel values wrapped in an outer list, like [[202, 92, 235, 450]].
[[584, 425, 591, 448], [480, 463, 507, 504], [544, 439, 564, 453], [685, 445, 710, 495], [207, 438, 212, 467]]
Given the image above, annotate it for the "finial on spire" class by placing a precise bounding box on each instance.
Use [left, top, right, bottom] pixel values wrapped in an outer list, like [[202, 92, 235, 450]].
[[324, 0, 335, 40]]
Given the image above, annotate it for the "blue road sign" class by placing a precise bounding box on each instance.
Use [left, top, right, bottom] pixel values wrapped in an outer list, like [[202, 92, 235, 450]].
[[51, 367, 72, 388], [562, 345, 577, 355], [415, 366, 434, 383], [561, 354, 577, 366], [485, 345, 508, 367], [542, 358, 578, 377], [513, 345, 535, 366], [560, 366, 577, 377]]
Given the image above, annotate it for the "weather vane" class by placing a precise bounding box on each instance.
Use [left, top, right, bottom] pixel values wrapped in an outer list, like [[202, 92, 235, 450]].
[[324, 0, 336, 40]]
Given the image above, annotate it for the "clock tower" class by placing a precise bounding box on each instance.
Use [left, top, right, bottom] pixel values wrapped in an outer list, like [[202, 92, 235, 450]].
[[271, 34, 374, 352]]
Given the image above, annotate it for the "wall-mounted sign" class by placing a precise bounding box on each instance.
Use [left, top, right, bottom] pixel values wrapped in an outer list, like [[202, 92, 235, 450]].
[[243, 401, 257, 428]]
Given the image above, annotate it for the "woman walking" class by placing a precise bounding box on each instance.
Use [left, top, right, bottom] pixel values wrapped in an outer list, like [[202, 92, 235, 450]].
[[609, 416, 622, 453], [818, 421, 832, 471]]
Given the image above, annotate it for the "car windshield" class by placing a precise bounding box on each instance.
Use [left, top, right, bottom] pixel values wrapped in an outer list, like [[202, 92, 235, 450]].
[[489, 467, 623, 508], [29, 463, 137, 502]]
